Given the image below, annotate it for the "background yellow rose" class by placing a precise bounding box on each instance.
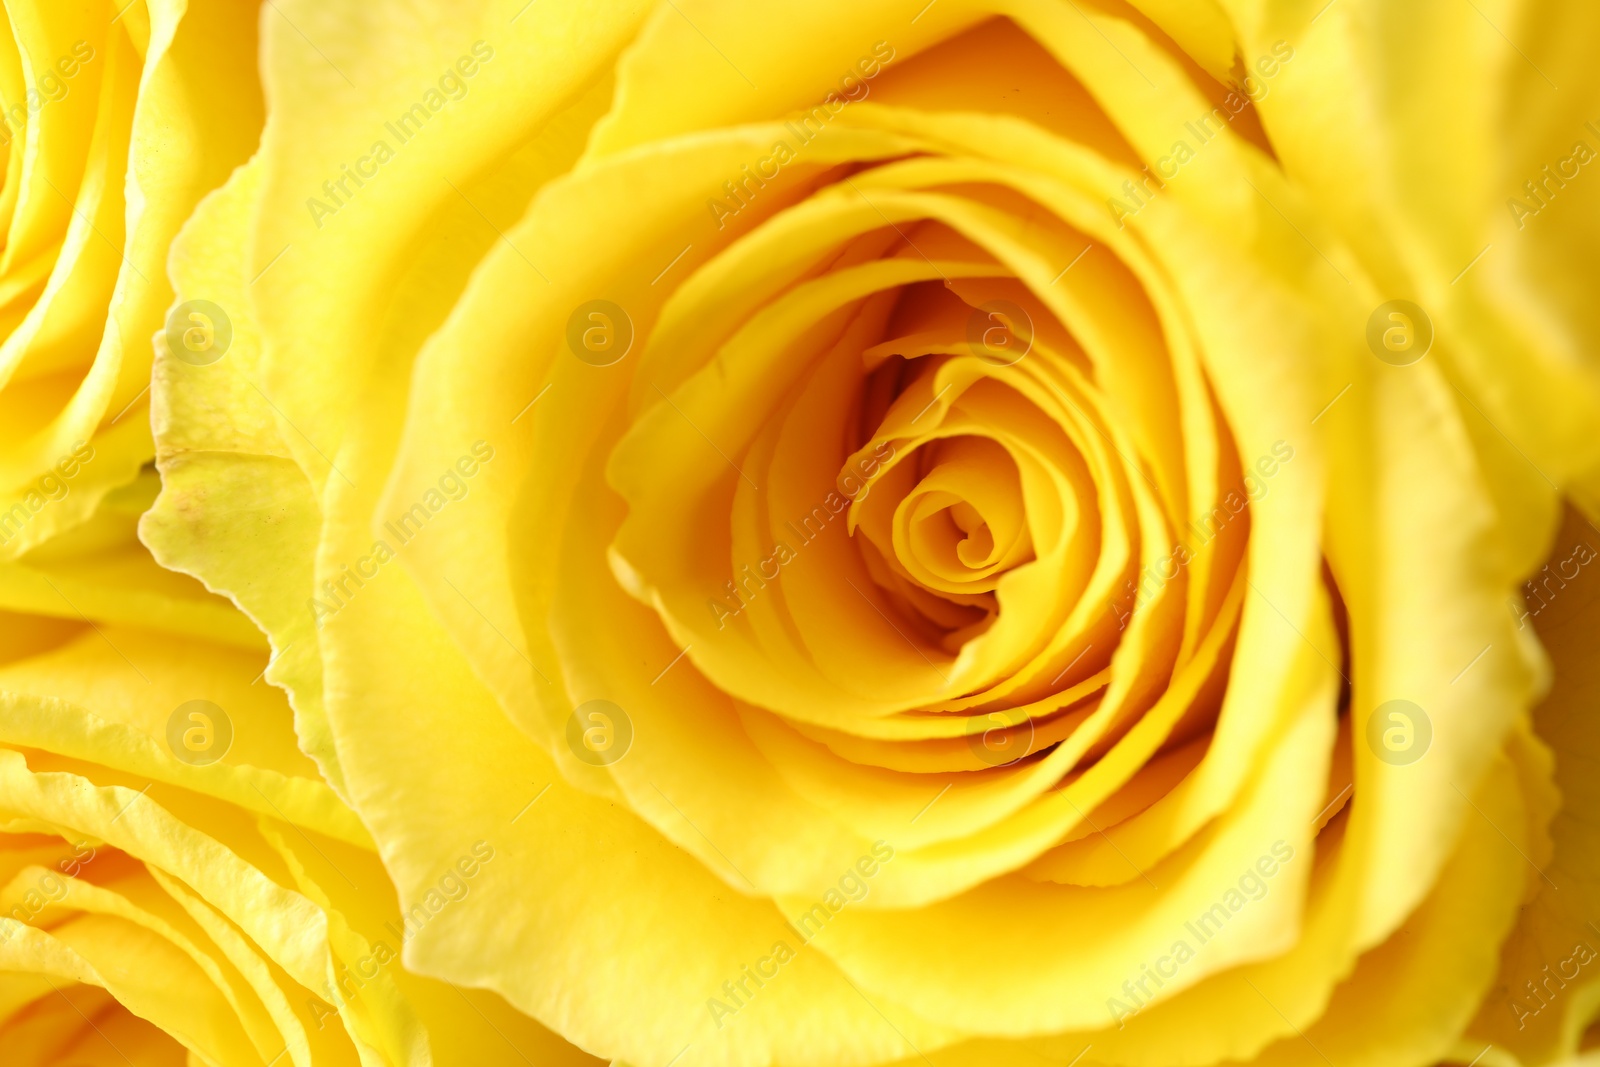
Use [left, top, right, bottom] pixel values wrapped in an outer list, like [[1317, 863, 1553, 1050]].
[[0, 0, 261, 562], [0, 482, 599, 1065]]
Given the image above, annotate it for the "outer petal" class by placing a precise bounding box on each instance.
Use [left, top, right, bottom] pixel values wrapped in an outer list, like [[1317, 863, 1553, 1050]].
[[1221, 0, 1593, 534]]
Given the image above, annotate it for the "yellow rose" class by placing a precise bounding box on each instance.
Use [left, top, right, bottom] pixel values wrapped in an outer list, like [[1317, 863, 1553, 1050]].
[[139, 2, 1600, 1067], [0, 488, 598, 1064], [1230, 1, 1600, 504], [0, 0, 263, 562]]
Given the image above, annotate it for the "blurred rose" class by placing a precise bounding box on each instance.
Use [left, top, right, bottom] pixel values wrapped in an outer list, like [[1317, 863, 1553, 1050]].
[[140, 1, 1600, 1066]]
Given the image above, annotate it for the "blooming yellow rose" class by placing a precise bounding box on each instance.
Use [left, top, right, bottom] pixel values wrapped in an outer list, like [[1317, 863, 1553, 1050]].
[[138, 1, 1600, 1067]]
